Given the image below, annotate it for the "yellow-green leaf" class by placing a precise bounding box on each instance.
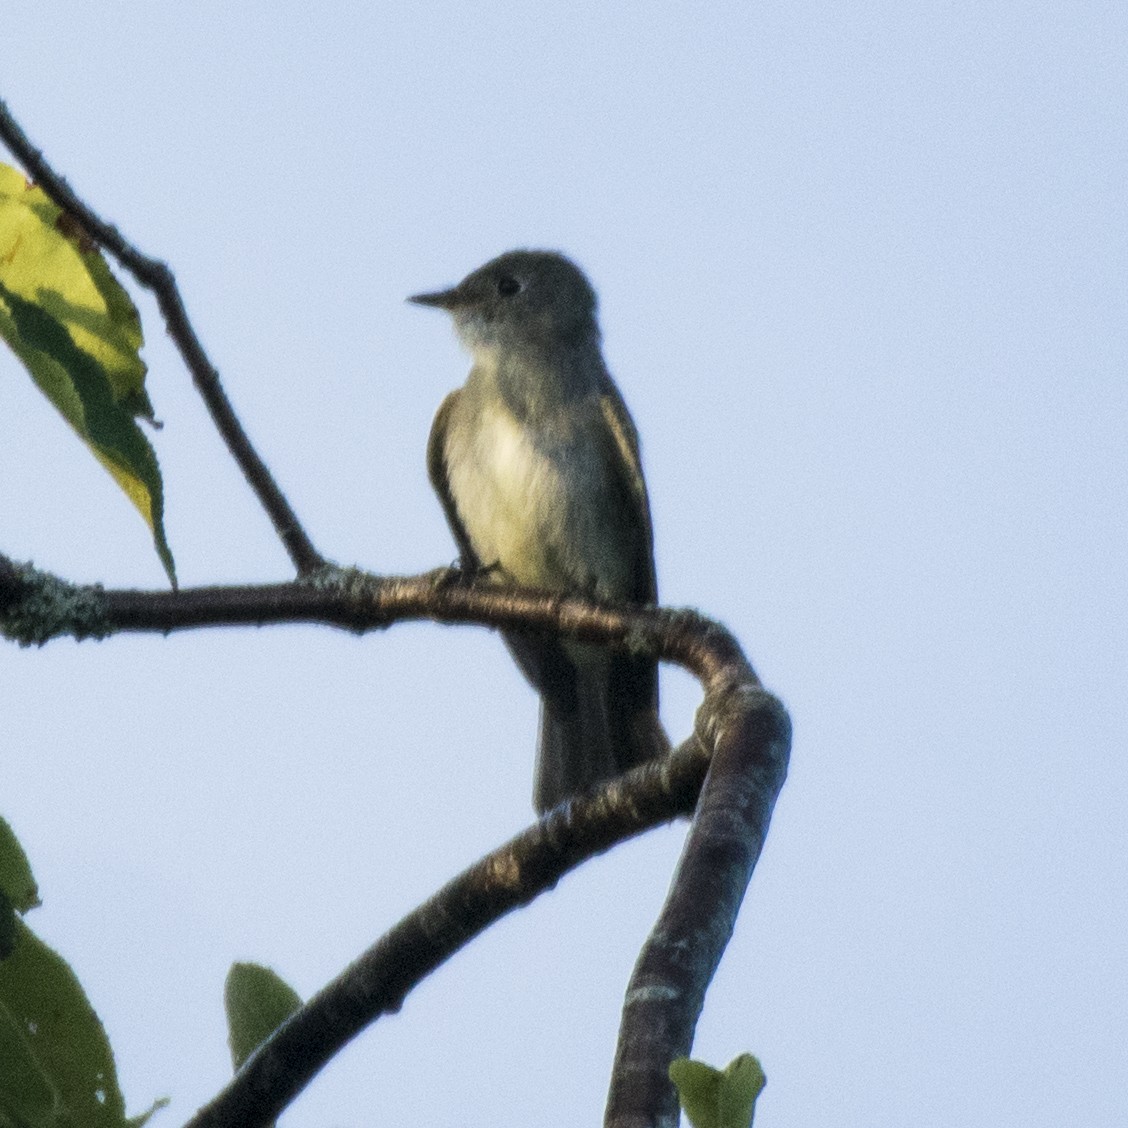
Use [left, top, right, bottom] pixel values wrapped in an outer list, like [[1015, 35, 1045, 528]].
[[669, 1054, 766, 1128], [0, 163, 174, 585], [224, 962, 302, 1071], [718, 1054, 766, 1128]]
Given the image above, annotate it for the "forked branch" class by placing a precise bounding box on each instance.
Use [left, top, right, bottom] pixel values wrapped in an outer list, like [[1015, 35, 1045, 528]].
[[0, 94, 791, 1128], [0, 558, 790, 1127]]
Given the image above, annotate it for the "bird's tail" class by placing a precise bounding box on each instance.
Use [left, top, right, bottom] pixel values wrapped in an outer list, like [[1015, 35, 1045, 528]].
[[532, 650, 669, 814]]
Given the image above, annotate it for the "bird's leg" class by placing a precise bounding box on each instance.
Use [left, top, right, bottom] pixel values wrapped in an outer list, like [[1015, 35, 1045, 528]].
[[429, 557, 503, 589]]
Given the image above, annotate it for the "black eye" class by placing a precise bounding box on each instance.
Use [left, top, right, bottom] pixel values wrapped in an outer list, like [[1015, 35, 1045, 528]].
[[497, 275, 521, 297]]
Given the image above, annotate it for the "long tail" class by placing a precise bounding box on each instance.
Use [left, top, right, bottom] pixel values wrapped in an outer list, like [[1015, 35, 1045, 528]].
[[532, 647, 668, 814]]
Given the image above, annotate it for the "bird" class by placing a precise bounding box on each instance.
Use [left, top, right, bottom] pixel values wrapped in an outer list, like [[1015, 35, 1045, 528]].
[[411, 249, 668, 813]]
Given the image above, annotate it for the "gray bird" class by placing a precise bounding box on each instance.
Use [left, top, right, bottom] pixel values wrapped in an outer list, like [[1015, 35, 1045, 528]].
[[411, 250, 668, 813]]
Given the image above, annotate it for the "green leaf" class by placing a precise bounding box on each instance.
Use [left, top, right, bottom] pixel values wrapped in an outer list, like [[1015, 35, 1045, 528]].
[[0, 816, 40, 914], [0, 163, 174, 586], [0, 823, 165, 1126], [717, 1055, 766, 1128], [0, 917, 127, 1127], [0, 997, 57, 1128], [224, 962, 302, 1071], [0, 891, 15, 962], [669, 1054, 766, 1128], [669, 1058, 724, 1128]]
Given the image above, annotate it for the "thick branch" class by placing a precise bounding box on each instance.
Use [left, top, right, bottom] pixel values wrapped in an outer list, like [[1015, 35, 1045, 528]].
[[605, 688, 791, 1128], [0, 98, 324, 576], [176, 648, 786, 1128], [184, 737, 714, 1128]]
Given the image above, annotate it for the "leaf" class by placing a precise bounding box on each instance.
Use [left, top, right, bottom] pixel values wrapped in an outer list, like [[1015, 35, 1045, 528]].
[[224, 962, 302, 1071], [0, 821, 165, 1126], [0, 815, 40, 914], [0, 163, 175, 586], [126, 1095, 171, 1128], [0, 997, 57, 1128], [0, 917, 128, 1127], [669, 1059, 724, 1128], [669, 1054, 766, 1128], [0, 891, 15, 962], [717, 1055, 766, 1128]]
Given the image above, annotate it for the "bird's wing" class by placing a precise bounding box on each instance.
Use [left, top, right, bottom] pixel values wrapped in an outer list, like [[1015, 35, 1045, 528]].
[[597, 383, 658, 604], [427, 389, 480, 568]]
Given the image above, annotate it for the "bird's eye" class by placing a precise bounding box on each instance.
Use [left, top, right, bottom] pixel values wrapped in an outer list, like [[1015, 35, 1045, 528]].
[[497, 276, 521, 297]]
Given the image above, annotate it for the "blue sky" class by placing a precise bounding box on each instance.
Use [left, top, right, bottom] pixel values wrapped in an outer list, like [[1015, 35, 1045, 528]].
[[3, 3, 1126, 1125]]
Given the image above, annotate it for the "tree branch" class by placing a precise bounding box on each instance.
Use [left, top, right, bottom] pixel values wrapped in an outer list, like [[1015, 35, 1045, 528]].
[[0, 554, 790, 1127], [605, 688, 790, 1128], [0, 97, 324, 577], [0, 559, 746, 689], [184, 737, 716, 1128]]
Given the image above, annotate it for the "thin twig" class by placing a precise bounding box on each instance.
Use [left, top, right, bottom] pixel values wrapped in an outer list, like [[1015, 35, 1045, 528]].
[[0, 97, 324, 576]]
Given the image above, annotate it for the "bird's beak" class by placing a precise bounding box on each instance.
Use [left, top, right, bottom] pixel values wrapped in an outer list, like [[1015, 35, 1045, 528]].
[[407, 286, 462, 309]]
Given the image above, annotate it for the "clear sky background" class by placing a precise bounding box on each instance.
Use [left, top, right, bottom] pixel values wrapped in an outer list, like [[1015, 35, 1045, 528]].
[[2, 3, 1125, 1125]]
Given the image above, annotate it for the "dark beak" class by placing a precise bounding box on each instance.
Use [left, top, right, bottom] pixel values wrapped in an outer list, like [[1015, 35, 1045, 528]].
[[407, 286, 463, 309]]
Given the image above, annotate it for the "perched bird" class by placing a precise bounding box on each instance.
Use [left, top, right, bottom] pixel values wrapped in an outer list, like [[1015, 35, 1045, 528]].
[[411, 250, 668, 813]]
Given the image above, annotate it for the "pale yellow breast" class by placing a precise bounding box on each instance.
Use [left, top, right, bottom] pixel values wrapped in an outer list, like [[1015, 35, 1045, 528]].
[[446, 400, 570, 587]]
